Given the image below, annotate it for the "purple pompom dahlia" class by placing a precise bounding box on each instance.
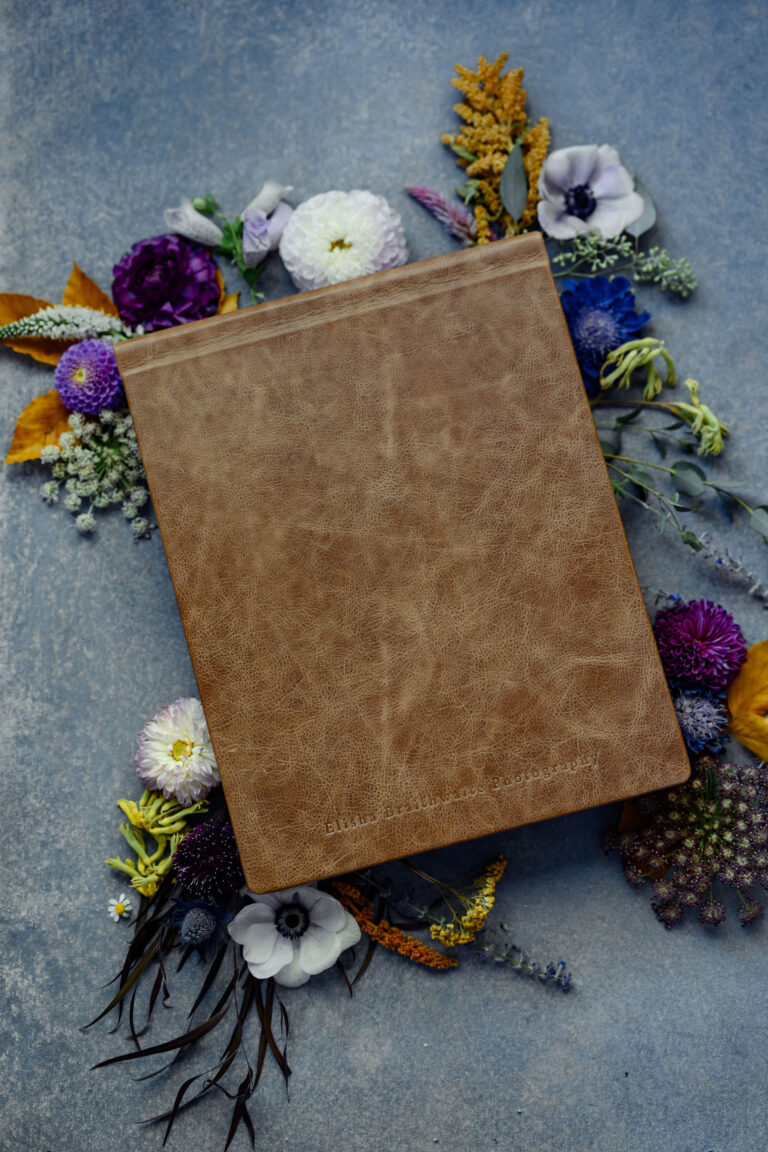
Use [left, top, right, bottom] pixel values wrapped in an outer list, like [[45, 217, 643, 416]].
[[172, 822, 245, 904], [653, 599, 747, 690], [54, 340, 124, 414], [112, 234, 220, 332]]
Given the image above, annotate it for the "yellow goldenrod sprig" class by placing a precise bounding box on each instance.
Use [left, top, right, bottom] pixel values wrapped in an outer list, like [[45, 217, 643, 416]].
[[441, 54, 549, 239], [426, 855, 507, 947]]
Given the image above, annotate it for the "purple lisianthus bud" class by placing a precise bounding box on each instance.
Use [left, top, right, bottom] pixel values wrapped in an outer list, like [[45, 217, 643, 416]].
[[112, 234, 220, 332], [241, 208, 270, 267], [243, 179, 293, 218], [242, 202, 293, 268], [164, 197, 223, 247]]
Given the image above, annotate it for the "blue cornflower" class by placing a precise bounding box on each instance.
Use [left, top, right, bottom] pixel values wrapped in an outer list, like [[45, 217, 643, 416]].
[[672, 688, 729, 754], [559, 276, 651, 396]]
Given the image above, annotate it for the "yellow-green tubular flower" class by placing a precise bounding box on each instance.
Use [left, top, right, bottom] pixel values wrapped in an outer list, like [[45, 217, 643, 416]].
[[599, 337, 676, 399], [668, 379, 728, 456]]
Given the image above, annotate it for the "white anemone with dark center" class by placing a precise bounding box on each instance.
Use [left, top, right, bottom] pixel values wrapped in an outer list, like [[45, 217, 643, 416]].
[[537, 144, 644, 240], [228, 885, 361, 988]]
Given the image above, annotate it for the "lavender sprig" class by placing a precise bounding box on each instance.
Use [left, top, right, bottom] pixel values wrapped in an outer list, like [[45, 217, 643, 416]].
[[475, 930, 573, 991], [692, 532, 768, 609]]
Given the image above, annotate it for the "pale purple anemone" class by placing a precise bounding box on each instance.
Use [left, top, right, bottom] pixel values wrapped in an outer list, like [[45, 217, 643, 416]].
[[537, 145, 644, 240], [242, 200, 293, 267], [229, 885, 361, 987]]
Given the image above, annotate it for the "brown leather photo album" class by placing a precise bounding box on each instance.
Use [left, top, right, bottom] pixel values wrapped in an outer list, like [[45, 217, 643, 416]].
[[116, 234, 689, 892]]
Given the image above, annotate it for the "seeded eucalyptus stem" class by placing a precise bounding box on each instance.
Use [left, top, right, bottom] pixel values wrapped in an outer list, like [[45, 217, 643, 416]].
[[605, 453, 753, 512]]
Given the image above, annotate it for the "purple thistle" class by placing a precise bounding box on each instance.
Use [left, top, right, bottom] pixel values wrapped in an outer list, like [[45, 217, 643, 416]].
[[672, 688, 729, 754], [406, 185, 476, 244], [54, 340, 124, 414], [172, 822, 244, 905], [653, 599, 747, 690]]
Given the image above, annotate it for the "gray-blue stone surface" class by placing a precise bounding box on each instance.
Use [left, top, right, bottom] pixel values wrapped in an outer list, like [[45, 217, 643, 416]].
[[2, 2, 768, 1149]]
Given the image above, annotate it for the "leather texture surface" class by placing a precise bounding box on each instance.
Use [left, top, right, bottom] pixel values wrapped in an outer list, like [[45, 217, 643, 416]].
[[116, 235, 690, 891]]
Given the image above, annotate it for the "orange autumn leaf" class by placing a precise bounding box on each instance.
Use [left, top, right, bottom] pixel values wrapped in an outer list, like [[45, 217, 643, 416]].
[[727, 640, 768, 760], [0, 291, 69, 365], [4, 389, 71, 463], [62, 262, 119, 317], [214, 268, 239, 315]]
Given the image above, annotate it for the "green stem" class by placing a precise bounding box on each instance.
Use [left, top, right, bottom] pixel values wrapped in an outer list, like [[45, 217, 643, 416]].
[[606, 462, 684, 534], [604, 453, 753, 511], [553, 264, 635, 278]]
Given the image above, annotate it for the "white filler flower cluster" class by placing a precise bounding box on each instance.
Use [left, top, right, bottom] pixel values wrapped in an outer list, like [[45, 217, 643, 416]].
[[279, 190, 407, 291], [0, 305, 136, 344]]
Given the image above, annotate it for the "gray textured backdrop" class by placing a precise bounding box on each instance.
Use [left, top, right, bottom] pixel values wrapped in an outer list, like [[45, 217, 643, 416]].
[[2, 2, 768, 1150]]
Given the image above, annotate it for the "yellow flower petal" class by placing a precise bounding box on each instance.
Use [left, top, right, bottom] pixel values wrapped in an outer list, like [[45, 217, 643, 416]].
[[4, 390, 71, 463], [214, 268, 239, 314], [727, 640, 768, 760]]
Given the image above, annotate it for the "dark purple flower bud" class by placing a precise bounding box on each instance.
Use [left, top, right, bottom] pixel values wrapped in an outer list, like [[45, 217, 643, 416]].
[[172, 822, 244, 904], [112, 234, 220, 333], [738, 899, 764, 927], [698, 899, 726, 926]]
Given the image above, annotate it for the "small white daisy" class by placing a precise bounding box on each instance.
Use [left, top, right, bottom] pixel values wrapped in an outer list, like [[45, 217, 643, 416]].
[[134, 697, 219, 806], [108, 893, 132, 922]]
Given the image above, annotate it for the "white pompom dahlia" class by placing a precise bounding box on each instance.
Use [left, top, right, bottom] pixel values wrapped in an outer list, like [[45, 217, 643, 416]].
[[134, 697, 219, 806], [279, 190, 407, 291]]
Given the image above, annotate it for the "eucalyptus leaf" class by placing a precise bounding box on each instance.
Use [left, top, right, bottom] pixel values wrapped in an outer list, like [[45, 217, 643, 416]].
[[625, 178, 657, 238], [749, 506, 768, 541], [615, 408, 644, 426], [456, 179, 480, 205], [624, 465, 654, 489], [499, 144, 528, 223], [716, 490, 737, 520], [681, 530, 703, 551], [671, 461, 706, 497], [650, 432, 668, 459], [708, 478, 745, 492]]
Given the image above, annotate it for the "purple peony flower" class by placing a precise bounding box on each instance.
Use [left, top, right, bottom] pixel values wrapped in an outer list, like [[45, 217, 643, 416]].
[[172, 822, 244, 904], [653, 599, 747, 690], [112, 234, 220, 332], [54, 340, 124, 414]]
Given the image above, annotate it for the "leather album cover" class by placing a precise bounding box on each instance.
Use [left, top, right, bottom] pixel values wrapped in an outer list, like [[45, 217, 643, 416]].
[[116, 233, 690, 892]]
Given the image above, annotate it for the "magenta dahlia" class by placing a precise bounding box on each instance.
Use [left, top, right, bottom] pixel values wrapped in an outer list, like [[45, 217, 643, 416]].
[[54, 340, 124, 414], [112, 234, 220, 332], [653, 599, 747, 690]]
